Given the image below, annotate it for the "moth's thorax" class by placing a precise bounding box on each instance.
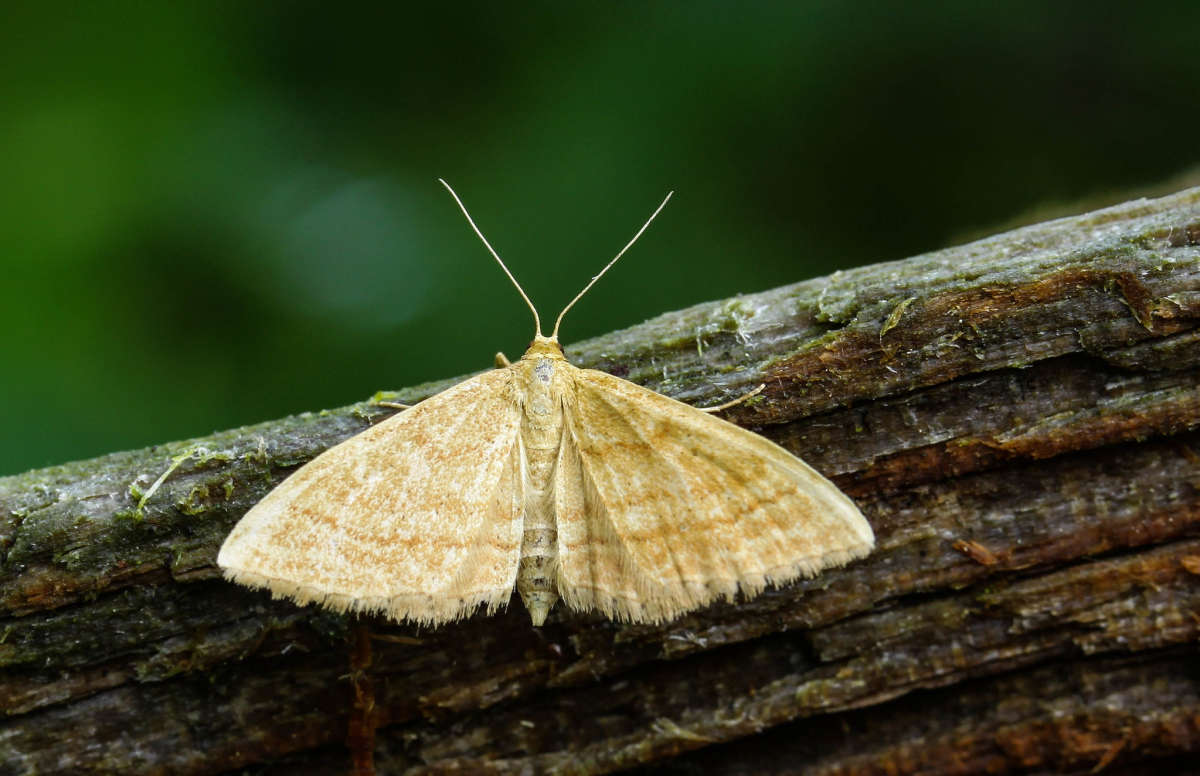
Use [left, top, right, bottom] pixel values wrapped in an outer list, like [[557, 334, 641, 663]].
[[515, 337, 570, 423], [514, 346, 572, 482]]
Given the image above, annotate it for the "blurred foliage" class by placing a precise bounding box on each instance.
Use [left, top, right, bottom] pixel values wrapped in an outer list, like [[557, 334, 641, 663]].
[[2, 0, 1199, 474]]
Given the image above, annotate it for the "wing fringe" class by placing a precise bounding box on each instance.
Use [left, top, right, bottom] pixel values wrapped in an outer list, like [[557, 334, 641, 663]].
[[222, 567, 514, 627], [556, 542, 872, 624]]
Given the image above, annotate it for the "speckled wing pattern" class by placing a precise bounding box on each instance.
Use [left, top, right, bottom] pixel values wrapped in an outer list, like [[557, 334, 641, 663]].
[[555, 366, 874, 624], [217, 368, 524, 626]]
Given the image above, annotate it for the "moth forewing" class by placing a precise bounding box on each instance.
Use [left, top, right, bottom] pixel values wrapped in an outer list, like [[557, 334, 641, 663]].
[[217, 368, 525, 626], [553, 366, 873, 624]]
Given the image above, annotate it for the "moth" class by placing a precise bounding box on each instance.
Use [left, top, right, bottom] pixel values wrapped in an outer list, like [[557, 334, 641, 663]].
[[218, 181, 874, 626]]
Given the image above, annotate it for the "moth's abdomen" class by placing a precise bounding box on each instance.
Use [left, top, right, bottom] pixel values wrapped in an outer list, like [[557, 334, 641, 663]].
[[518, 444, 560, 625], [516, 498, 558, 626]]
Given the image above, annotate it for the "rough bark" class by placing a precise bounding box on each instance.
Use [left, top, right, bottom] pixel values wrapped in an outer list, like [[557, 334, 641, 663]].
[[2, 187, 1199, 775]]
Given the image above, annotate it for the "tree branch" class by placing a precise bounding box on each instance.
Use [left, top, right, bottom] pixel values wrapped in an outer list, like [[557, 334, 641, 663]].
[[2, 188, 1199, 775]]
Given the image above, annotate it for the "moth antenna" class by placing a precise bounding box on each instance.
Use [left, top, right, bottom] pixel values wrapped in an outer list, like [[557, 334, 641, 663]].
[[551, 191, 673, 340], [439, 178, 543, 337]]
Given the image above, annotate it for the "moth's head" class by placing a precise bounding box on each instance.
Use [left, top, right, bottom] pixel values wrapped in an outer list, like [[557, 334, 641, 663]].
[[524, 334, 566, 360]]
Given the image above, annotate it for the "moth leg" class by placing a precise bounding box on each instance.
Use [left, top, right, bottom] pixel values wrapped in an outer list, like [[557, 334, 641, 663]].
[[495, 352, 511, 368], [697, 383, 765, 413], [371, 390, 412, 410]]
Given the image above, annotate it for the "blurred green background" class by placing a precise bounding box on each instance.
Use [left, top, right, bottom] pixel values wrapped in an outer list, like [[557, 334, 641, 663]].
[[3, 1, 1199, 475]]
